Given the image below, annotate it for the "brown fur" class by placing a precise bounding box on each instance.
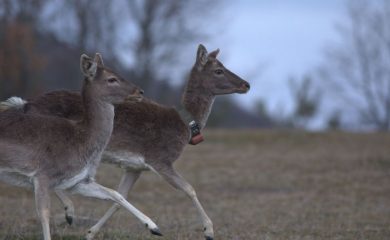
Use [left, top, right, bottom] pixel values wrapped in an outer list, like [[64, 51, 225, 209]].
[[25, 92, 189, 170]]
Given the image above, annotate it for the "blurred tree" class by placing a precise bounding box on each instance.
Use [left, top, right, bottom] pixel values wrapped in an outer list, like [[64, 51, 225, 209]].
[[44, 0, 115, 57], [319, 0, 390, 130], [209, 97, 269, 128], [255, 99, 273, 124], [124, 0, 216, 98], [327, 110, 341, 130], [208, 97, 232, 127], [0, 0, 46, 98], [289, 76, 321, 129]]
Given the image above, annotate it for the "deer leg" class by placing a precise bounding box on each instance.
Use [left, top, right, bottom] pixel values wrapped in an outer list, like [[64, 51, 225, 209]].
[[34, 178, 51, 240], [71, 180, 162, 237], [55, 190, 74, 225], [86, 170, 141, 240], [160, 168, 214, 240]]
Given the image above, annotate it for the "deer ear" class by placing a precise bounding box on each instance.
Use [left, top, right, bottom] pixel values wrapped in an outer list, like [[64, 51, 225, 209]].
[[94, 53, 104, 67], [80, 54, 97, 78], [208, 48, 220, 59], [196, 44, 208, 70]]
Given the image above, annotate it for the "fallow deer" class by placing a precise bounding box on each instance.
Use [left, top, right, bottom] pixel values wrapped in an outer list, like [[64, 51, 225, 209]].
[[0, 53, 162, 240], [1, 45, 250, 240]]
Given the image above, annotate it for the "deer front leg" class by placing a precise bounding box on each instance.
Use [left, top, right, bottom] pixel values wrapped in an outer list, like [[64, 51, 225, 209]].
[[71, 180, 162, 237], [160, 168, 214, 240], [34, 178, 51, 240], [86, 170, 141, 240], [55, 190, 74, 225]]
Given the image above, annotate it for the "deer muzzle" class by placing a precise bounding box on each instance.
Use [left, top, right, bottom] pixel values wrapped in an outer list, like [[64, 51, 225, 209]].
[[126, 88, 144, 102], [238, 81, 250, 93]]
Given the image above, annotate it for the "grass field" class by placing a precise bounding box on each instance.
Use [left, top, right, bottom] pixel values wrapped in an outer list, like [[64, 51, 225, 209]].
[[0, 130, 390, 240]]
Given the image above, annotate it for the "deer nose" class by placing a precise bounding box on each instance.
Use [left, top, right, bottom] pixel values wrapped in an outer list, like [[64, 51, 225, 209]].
[[138, 89, 144, 95], [244, 82, 250, 90]]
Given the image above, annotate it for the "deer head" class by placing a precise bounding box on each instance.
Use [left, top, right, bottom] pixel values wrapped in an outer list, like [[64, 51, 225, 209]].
[[80, 53, 144, 104], [191, 44, 250, 95]]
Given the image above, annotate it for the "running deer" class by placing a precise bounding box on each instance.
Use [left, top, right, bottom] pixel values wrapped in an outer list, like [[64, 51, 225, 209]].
[[0, 53, 163, 240], [1, 45, 250, 240]]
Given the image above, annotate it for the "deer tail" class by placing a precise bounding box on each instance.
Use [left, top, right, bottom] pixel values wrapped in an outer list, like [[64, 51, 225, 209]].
[[0, 96, 27, 112]]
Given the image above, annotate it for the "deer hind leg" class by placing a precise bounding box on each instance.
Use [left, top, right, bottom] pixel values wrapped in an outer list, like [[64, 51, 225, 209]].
[[34, 177, 51, 240], [160, 167, 214, 240], [71, 180, 162, 237], [86, 170, 141, 240], [55, 190, 75, 225]]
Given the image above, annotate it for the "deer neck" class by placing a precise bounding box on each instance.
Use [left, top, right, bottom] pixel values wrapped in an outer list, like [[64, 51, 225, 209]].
[[182, 86, 215, 130], [80, 84, 114, 163]]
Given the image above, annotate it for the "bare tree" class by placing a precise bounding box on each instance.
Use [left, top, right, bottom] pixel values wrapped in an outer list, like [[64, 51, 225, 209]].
[[0, 0, 46, 97], [327, 110, 342, 130], [43, 0, 115, 56], [125, 0, 217, 97], [289, 75, 321, 128], [319, 0, 390, 130]]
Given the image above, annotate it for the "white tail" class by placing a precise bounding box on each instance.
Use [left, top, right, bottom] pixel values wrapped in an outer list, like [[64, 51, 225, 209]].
[[0, 96, 27, 111]]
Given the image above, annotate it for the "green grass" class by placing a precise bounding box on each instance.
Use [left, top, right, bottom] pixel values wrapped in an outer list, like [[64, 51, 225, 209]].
[[0, 130, 390, 239]]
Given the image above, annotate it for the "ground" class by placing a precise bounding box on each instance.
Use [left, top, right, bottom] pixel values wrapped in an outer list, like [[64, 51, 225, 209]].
[[0, 130, 389, 240]]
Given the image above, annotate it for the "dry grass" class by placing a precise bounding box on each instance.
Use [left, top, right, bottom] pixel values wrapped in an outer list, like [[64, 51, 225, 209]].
[[0, 130, 390, 239]]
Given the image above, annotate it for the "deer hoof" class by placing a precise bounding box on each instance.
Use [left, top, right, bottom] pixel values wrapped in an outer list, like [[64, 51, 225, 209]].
[[150, 228, 163, 236], [65, 214, 73, 225], [205, 237, 214, 240]]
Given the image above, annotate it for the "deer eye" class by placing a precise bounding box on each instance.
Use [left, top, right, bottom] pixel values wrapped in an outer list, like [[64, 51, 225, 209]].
[[107, 77, 118, 83], [214, 69, 224, 75]]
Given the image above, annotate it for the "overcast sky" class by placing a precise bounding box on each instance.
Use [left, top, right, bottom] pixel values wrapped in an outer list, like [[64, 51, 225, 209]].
[[208, 0, 346, 120]]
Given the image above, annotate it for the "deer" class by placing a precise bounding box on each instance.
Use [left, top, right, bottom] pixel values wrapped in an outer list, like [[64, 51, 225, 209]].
[[1, 44, 250, 240], [0, 53, 163, 240]]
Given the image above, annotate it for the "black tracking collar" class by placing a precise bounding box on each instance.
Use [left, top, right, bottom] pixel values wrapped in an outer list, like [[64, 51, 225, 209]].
[[178, 107, 204, 145]]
